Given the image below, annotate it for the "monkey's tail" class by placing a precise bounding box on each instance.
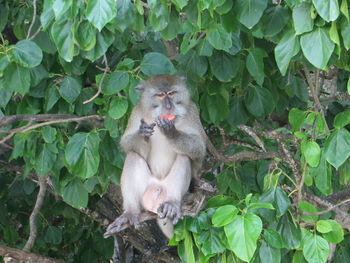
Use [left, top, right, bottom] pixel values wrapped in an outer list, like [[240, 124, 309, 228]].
[[157, 218, 174, 239]]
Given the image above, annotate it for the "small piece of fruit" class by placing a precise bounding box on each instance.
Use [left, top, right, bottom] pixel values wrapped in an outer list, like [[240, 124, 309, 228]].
[[160, 114, 175, 121]]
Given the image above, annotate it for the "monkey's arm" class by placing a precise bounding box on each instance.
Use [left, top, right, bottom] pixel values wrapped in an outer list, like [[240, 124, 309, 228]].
[[120, 110, 154, 159]]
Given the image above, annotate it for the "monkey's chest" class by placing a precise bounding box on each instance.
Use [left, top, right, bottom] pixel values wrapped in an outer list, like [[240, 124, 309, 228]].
[[148, 131, 177, 179]]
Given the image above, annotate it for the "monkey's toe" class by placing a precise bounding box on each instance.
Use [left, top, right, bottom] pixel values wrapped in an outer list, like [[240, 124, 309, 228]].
[[157, 201, 181, 224]]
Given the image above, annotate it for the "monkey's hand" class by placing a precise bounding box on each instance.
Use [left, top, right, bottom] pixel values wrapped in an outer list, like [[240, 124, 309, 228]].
[[138, 119, 156, 139], [155, 117, 177, 138], [104, 212, 140, 238], [157, 201, 182, 225]]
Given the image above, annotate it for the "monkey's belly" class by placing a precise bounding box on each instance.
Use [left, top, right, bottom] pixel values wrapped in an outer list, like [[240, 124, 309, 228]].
[[142, 185, 166, 213]]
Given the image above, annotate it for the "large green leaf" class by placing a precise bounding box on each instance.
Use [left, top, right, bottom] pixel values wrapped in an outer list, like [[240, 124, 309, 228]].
[[207, 24, 232, 51], [35, 144, 56, 176], [246, 48, 265, 85], [224, 214, 262, 262], [62, 178, 89, 208], [245, 86, 275, 118], [300, 28, 335, 69], [83, 28, 115, 62], [209, 51, 239, 81], [302, 141, 321, 167], [324, 128, 350, 169], [259, 241, 281, 263], [86, 0, 117, 31], [212, 205, 238, 227], [108, 97, 128, 119], [312, 0, 339, 22], [102, 71, 129, 95], [51, 18, 74, 62], [52, 0, 72, 18], [59, 76, 82, 103], [319, 220, 344, 244], [341, 18, 350, 50], [140, 52, 176, 76], [277, 213, 301, 249], [293, 3, 314, 35], [75, 20, 96, 51], [333, 110, 350, 129], [264, 228, 284, 249], [259, 187, 291, 217], [237, 0, 268, 29], [11, 40, 43, 68], [302, 229, 329, 263], [0, 81, 13, 108], [274, 30, 300, 76], [4, 63, 31, 95], [65, 132, 100, 179], [262, 6, 289, 37], [310, 149, 332, 195], [196, 228, 226, 256]]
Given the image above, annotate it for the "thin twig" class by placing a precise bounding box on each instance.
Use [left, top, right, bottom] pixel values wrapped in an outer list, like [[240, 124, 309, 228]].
[[26, 0, 37, 39], [237, 125, 266, 152], [28, 25, 42, 40], [83, 55, 109, 104], [301, 198, 350, 216], [23, 175, 47, 252]]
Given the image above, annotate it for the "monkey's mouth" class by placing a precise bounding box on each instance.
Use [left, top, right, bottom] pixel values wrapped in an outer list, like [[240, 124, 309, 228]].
[[159, 114, 176, 121]]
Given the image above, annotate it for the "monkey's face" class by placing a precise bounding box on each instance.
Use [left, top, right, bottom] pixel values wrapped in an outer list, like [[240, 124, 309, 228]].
[[146, 85, 189, 121]]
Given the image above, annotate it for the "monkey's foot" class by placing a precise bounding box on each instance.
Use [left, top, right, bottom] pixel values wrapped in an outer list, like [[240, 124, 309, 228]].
[[104, 212, 140, 238], [157, 201, 182, 225]]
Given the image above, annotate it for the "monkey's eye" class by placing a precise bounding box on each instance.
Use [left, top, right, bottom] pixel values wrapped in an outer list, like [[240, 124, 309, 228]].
[[155, 93, 165, 98], [167, 90, 177, 95]]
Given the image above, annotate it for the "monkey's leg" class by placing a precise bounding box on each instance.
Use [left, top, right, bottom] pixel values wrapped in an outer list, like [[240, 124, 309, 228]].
[[106, 152, 151, 234], [157, 154, 191, 224]]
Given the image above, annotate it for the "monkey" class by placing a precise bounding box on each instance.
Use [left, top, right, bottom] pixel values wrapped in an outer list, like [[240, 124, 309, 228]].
[[106, 74, 206, 238]]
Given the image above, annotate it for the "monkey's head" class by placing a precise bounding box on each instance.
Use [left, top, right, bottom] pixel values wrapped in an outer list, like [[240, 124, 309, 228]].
[[137, 75, 191, 120]]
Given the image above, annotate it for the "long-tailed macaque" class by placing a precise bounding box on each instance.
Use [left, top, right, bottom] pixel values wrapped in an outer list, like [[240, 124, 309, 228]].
[[106, 75, 206, 238]]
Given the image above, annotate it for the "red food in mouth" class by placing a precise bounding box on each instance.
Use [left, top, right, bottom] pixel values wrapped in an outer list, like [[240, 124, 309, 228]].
[[159, 114, 175, 121]]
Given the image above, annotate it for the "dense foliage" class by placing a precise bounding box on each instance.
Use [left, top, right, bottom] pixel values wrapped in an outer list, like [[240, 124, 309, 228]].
[[1, 0, 350, 262]]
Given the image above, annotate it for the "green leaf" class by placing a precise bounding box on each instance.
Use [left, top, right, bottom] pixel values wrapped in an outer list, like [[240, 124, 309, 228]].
[[246, 48, 265, 85], [293, 3, 314, 35], [248, 202, 274, 211], [108, 97, 128, 119], [212, 205, 238, 227], [75, 20, 96, 51], [86, 0, 117, 31], [140, 52, 176, 76], [172, 0, 188, 9], [209, 51, 239, 81], [102, 71, 129, 95], [62, 178, 89, 208], [293, 250, 308, 263], [245, 86, 275, 118], [83, 28, 115, 62], [289, 108, 306, 132], [224, 214, 262, 262], [4, 63, 31, 95], [59, 76, 82, 103], [300, 27, 335, 69], [302, 141, 321, 167], [312, 0, 339, 22], [52, 0, 72, 18], [35, 144, 56, 176], [274, 30, 300, 76], [44, 226, 62, 245], [207, 24, 232, 51], [310, 149, 332, 195], [196, 228, 226, 256], [324, 128, 350, 169], [302, 229, 330, 263], [259, 241, 281, 263], [0, 56, 9, 77], [321, 220, 344, 244], [237, 0, 268, 29], [264, 228, 284, 249], [299, 201, 318, 223], [42, 126, 57, 144], [0, 4, 9, 33], [341, 18, 350, 50], [333, 109, 350, 129], [277, 213, 301, 249], [341, 0, 349, 21], [10, 40, 43, 68], [348, 78, 350, 94], [262, 6, 290, 37], [316, 220, 332, 233], [0, 80, 13, 108], [51, 18, 74, 62], [329, 21, 340, 47], [65, 132, 100, 179]]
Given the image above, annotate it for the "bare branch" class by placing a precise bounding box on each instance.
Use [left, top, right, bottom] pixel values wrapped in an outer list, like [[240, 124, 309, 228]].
[[237, 125, 266, 152], [23, 175, 48, 252], [26, 0, 37, 39], [28, 25, 42, 40], [1, 245, 66, 263], [301, 198, 350, 216], [83, 55, 109, 104]]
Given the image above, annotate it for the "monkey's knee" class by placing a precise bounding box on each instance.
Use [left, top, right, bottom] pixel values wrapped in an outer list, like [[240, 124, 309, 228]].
[[142, 185, 167, 213]]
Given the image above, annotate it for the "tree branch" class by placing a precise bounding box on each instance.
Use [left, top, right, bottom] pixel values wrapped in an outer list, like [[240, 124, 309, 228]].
[[23, 175, 48, 252], [0, 245, 66, 263], [26, 0, 37, 39]]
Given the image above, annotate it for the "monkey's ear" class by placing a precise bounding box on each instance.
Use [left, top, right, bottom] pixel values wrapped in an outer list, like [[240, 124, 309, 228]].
[[136, 83, 145, 92]]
